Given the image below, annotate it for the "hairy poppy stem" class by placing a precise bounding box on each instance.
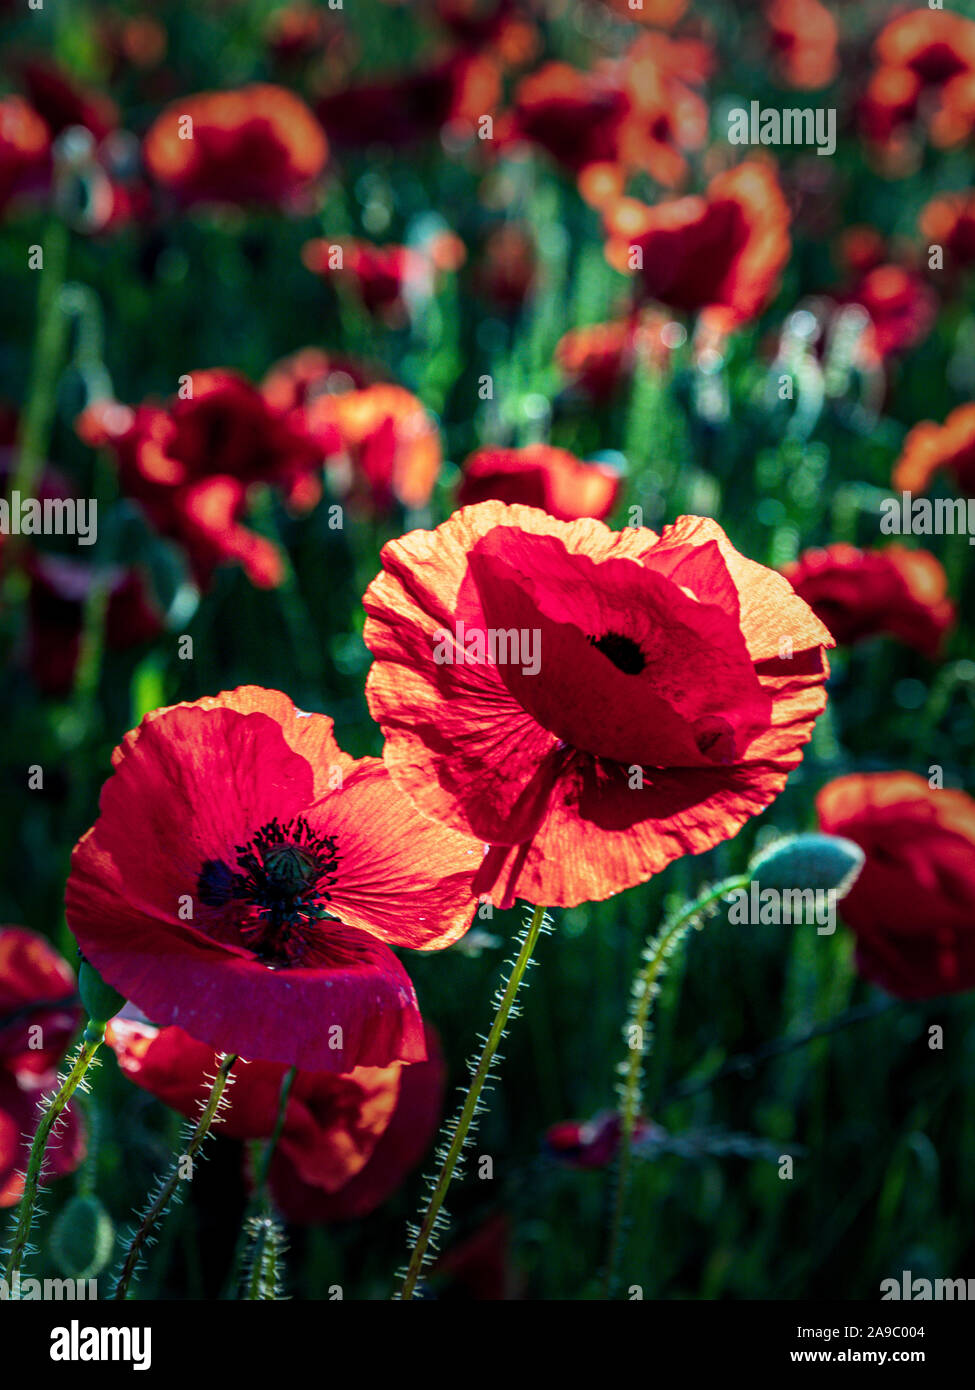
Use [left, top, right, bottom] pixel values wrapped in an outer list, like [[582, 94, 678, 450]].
[[112, 1052, 237, 1300], [602, 875, 750, 1298], [398, 902, 550, 1300], [226, 1065, 297, 1299], [3, 1022, 104, 1293]]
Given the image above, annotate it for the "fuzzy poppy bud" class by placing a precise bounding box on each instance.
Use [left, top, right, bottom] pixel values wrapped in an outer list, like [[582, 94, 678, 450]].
[[748, 833, 865, 898], [50, 1193, 115, 1279]]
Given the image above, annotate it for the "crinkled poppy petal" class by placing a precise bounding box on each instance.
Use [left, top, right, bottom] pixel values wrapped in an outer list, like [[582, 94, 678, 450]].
[[650, 516, 834, 660], [306, 760, 480, 948], [464, 527, 772, 767], [277, 1062, 401, 1192], [267, 1024, 445, 1222], [77, 890, 423, 1071], [107, 1017, 402, 1182], [70, 703, 316, 930]]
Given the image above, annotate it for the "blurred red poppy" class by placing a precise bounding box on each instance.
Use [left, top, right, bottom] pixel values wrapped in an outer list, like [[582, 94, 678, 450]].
[[77, 371, 324, 589], [920, 191, 975, 270], [457, 444, 622, 521], [782, 544, 954, 658], [315, 50, 500, 149], [603, 161, 791, 326], [0, 96, 50, 216], [363, 503, 833, 908], [838, 263, 936, 363], [766, 0, 839, 90], [106, 1016, 445, 1222], [0, 927, 81, 1080], [555, 310, 674, 400], [303, 238, 430, 318], [894, 402, 975, 497], [0, 927, 85, 1208], [143, 85, 328, 209], [26, 553, 164, 697], [66, 687, 480, 1070], [861, 10, 975, 148], [817, 773, 975, 998], [305, 384, 443, 514]]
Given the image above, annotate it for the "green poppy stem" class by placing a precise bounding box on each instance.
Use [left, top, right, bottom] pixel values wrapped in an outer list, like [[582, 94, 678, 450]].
[[602, 875, 750, 1298], [3, 1022, 104, 1293], [398, 902, 549, 1300], [112, 1052, 238, 1300]]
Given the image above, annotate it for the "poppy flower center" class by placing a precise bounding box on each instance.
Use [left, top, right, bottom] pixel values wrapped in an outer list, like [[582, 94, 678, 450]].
[[587, 630, 646, 675], [198, 816, 340, 967]]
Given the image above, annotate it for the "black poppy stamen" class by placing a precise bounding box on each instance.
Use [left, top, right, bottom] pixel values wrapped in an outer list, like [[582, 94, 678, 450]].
[[199, 816, 340, 966], [587, 630, 647, 676]]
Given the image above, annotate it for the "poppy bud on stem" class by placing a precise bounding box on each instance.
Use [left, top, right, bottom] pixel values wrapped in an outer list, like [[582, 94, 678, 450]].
[[2, 1023, 105, 1294], [397, 903, 551, 1300], [228, 1065, 297, 1298], [112, 1052, 238, 1300], [601, 874, 751, 1299]]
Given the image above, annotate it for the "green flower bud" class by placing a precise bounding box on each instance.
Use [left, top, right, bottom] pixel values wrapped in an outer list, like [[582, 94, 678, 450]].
[[748, 833, 864, 899], [50, 1194, 115, 1280], [77, 958, 127, 1026]]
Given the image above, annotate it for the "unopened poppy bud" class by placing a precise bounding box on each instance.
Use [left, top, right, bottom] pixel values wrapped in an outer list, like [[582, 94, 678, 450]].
[[78, 958, 127, 1026], [50, 1194, 115, 1280], [748, 833, 865, 899]]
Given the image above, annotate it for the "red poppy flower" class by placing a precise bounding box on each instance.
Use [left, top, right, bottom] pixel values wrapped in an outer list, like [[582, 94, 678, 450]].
[[0, 927, 81, 1081], [782, 544, 954, 658], [505, 62, 628, 172], [66, 687, 481, 1070], [920, 191, 975, 270], [265, 4, 342, 67], [0, 927, 85, 1208], [555, 311, 674, 400], [143, 85, 328, 209], [838, 263, 936, 363], [545, 1110, 660, 1170], [106, 1015, 445, 1222], [260, 348, 377, 415], [602, 161, 791, 326], [875, 9, 975, 85], [302, 238, 430, 318], [817, 773, 975, 998], [77, 371, 323, 588], [766, 0, 838, 90], [17, 59, 118, 142], [0, 96, 50, 216], [305, 384, 442, 515], [314, 50, 501, 149], [0, 1071, 86, 1208], [26, 553, 164, 697], [458, 445, 622, 522], [861, 10, 975, 147], [614, 34, 711, 189], [894, 402, 975, 497], [362, 503, 833, 908], [503, 37, 708, 191]]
